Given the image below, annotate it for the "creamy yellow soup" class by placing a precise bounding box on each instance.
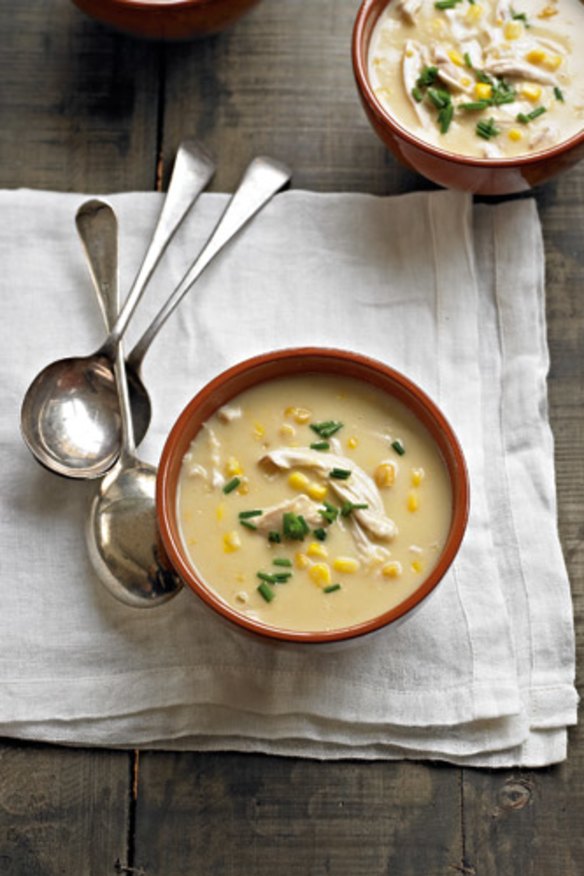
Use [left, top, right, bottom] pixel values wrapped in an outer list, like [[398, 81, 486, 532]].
[[368, 0, 584, 158], [177, 374, 453, 633]]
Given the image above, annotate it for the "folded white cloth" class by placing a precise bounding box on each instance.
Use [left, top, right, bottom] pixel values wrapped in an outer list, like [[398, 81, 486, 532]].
[[0, 187, 577, 766]]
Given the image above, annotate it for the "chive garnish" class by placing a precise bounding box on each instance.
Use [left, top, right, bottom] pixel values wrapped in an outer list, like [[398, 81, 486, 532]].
[[416, 66, 438, 88], [273, 558, 292, 567], [340, 501, 369, 518], [438, 103, 454, 134], [427, 88, 451, 110], [319, 502, 339, 524], [475, 70, 493, 85], [283, 512, 310, 540], [517, 107, 547, 124], [329, 468, 352, 480], [239, 509, 262, 519], [476, 117, 500, 140], [222, 477, 241, 494], [240, 520, 258, 531], [463, 52, 473, 69], [511, 7, 529, 25], [257, 582, 275, 602], [313, 527, 328, 542], [310, 421, 343, 439], [258, 571, 291, 584], [257, 571, 277, 582], [435, 0, 462, 9], [324, 583, 342, 594], [460, 100, 492, 112], [391, 439, 406, 456], [268, 531, 281, 543], [412, 86, 424, 103], [310, 441, 330, 451], [554, 87, 564, 102]]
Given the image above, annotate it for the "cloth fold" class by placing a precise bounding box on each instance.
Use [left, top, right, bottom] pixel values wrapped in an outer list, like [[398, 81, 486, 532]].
[[0, 187, 577, 766]]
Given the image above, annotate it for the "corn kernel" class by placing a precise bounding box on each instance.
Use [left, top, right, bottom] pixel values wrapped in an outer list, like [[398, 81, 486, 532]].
[[405, 47, 414, 58], [508, 128, 524, 142], [382, 561, 402, 579], [542, 54, 562, 71], [237, 478, 250, 496], [347, 436, 359, 450], [538, 5, 558, 18], [503, 21, 523, 40], [461, 76, 472, 88], [289, 470, 310, 491], [225, 456, 243, 477], [307, 541, 328, 559], [333, 556, 360, 574], [411, 467, 425, 487], [475, 82, 493, 100], [465, 3, 484, 22], [285, 406, 311, 424], [374, 462, 396, 489], [521, 84, 542, 103], [216, 503, 225, 522], [448, 49, 464, 67], [295, 552, 310, 570], [526, 48, 546, 64], [407, 491, 419, 512], [279, 423, 296, 439], [411, 560, 424, 574], [307, 481, 328, 502], [223, 531, 241, 553], [309, 563, 332, 587], [253, 421, 265, 440]]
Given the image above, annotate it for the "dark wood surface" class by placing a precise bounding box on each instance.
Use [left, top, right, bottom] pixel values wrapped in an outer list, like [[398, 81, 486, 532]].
[[0, 1, 582, 874]]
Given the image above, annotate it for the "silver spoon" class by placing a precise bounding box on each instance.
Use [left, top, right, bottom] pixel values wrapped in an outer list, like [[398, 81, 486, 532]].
[[21, 155, 291, 481], [20, 139, 216, 479], [77, 200, 183, 607]]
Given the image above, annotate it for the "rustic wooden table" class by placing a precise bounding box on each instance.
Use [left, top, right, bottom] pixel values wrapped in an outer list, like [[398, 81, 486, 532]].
[[0, 1, 582, 873]]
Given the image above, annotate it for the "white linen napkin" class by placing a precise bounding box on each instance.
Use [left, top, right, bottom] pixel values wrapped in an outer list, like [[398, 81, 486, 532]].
[[0, 187, 577, 766]]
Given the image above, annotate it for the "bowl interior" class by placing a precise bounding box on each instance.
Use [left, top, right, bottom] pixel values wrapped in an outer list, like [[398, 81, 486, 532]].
[[157, 348, 470, 644]]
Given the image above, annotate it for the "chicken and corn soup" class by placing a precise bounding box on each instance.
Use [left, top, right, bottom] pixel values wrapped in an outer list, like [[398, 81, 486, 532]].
[[368, 0, 584, 158], [177, 374, 453, 633]]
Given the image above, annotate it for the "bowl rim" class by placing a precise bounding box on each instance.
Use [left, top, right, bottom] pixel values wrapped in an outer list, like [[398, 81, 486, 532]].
[[94, 0, 250, 9], [156, 346, 470, 644], [352, 0, 584, 170]]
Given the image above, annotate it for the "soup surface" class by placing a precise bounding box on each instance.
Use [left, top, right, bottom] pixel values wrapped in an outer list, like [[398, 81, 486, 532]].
[[368, 0, 584, 158], [177, 373, 453, 633]]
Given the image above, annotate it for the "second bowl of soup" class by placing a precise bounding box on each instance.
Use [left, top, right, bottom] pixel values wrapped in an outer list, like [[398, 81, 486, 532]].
[[157, 348, 469, 644]]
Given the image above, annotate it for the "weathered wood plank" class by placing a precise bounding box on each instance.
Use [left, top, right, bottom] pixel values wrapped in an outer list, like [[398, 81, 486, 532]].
[[0, 739, 131, 876], [133, 752, 462, 875], [0, 0, 160, 192], [160, 0, 430, 194]]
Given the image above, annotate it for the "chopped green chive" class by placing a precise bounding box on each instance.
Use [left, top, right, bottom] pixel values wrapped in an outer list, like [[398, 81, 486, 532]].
[[460, 100, 492, 111], [438, 103, 454, 134], [283, 512, 310, 540], [491, 80, 516, 106], [257, 571, 291, 584], [463, 52, 473, 69], [324, 583, 342, 594], [319, 502, 339, 524], [511, 7, 529, 25], [475, 70, 493, 85], [310, 441, 330, 451], [517, 106, 547, 124], [273, 558, 292, 567], [257, 582, 275, 602], [427, 87, 451, 110], [310, 420, 343, 439], [313, 527, 328, 541], [329, 468, 352, 480], [391, 439, 406, 456], [268, 531, 281, 544], [435, 0, 462, 8], [554, 86, 564, 102], [239, 509, 262, 519], [240, 520, 258, 531], [412, 86, 424, 103], [222, 477, 241, 494], [416, 66, 438, 88], [476, 117, 500, 140], [340, 501, 369, 518]]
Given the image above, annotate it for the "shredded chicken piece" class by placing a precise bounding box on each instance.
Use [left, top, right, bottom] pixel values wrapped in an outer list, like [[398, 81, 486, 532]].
[[529, 124, 557, 150], [217, 404, 242, 423], [203, 424, 224, 488], [261, 447, 398, 541], [482, 142, 502, 158], [482, 58, 557, 85], [349, 518, 392, 566], [253, 494, 324, 535], [433, 44, 473, 94], [494, 0, 512, 22], [397, 0, 422, 24], [402, 40, 433, 126]]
